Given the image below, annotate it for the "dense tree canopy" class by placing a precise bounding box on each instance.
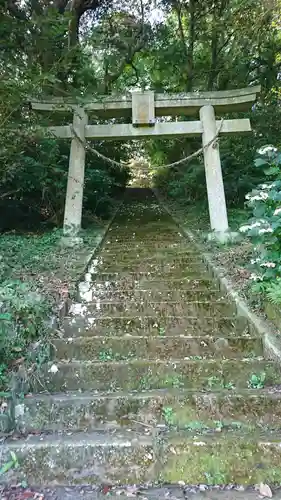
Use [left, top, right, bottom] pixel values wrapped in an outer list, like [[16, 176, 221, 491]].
[[1, 0, 281, 227]]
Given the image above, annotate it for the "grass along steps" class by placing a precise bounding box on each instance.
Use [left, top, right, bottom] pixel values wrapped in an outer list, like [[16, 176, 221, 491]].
[[16, 388, 281, 434], [62, 314, 255, 337], [53, 335, 263, 361], [3, 188, 281, 488]]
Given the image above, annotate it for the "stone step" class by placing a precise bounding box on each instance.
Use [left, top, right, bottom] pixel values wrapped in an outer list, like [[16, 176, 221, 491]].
[[80, 288, 224, 303], [31, 359, 278, 393], [96, 254, 203, 266], [73, 300, 235, 318], [90, 259, 207, 274], [91, 268, 210, 278], [53, 335, 263, 361], [99, 248, 198, 259], [16, 388, 281, 434], [63, 315, 253, 338], [104, 234, 185, 244], [107, 225, 178, 236], [2, 429, 281, 485], [92, 275, 218, 290], [101, 241, 194, 252]]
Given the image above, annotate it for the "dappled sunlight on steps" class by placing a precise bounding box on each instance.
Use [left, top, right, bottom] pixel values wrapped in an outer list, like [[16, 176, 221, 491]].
[[2, 188, 281, 488]]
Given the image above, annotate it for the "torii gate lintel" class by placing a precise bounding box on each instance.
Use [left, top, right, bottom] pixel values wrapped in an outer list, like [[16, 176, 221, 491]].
[[31, 86, 261, 245]]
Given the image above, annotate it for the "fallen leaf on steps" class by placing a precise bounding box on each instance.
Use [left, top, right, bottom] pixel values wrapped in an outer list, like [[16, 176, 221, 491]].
[[259, 483, 273, 498]]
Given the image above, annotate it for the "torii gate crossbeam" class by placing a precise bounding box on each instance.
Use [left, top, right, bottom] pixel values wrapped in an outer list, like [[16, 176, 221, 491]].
[[31, 86, 260, 245]]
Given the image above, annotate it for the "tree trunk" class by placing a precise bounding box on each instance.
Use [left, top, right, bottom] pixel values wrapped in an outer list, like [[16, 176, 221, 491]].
[[186, 0, 195, 92], [175, 0, 196, 92]]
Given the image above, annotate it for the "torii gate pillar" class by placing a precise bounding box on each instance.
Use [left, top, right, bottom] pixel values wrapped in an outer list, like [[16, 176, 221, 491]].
[[200, 104, 231, 242], [62, 108, 88, 246]]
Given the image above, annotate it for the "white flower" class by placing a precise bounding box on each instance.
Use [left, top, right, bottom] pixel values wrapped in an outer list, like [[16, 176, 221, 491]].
[[247, 192, 269, 202], [274, 207, 281, 216], [261, 183, 275, 189], [260, 262, 276, 268], [239, 225, 250, 233], [250, 273, 264, 281], [48, 364, 59, 374], [250, 258, 261, 264], [259, 227, 273, 234], [239, 221, 265, 233], [250, 273, 258, 280], [258, 145, 277, 155]]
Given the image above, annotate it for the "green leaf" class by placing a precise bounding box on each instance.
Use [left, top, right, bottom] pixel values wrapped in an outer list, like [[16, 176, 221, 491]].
[[0, 313, 12, 321], [254, 158, 268, 168], [264, 166, 279, 176], [0, 460, 15, 475]]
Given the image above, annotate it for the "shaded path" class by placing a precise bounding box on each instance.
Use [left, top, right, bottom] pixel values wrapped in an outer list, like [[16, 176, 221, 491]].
[[2, 189, 281, 488]]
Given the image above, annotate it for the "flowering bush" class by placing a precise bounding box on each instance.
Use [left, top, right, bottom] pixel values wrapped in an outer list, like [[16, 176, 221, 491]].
[[239, 145, 281, 296]]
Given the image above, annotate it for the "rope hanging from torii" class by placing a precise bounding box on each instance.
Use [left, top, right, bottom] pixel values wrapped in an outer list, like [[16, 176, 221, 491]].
[[69, 119, 224, 171]]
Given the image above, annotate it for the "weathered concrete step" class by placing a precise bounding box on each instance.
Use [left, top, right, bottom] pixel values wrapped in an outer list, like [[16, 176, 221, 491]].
[[32, 359, 279, 393], [92, 275, 218, 290], [91, 260, 207, 274], [104, 234, 185, 243], [99, 248, 198, 259], [2, 430, 281, 485], [83, 288, 223, 303], [6, 489, 281, 500], [76, 300, 235, 318], [16, 388, 281, 434], [53, 335, 263, 361], [107, 225, 178, 236], [90, 269, 210, 279], [91, 256, 205, 272], [101, 241, 194, 252], [0, 430, 154, 485], [63, 315, 253, 338], [97, 254, 203, 267]]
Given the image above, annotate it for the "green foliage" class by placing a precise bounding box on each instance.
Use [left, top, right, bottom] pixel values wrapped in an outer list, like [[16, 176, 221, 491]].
[[239, 145, 281, 286], [248, 372, 266, 389], [0, 280, 51, 388], [162, 406, 175, 426]]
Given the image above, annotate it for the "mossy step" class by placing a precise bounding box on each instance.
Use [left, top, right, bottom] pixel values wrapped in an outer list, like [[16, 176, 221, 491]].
[[91, 268, 210, 279], [99, 248, 198, 259], [31, 359, 279, 393], [84, 289, 224, 303], [104, 234, 184, 243], [63, 314, 253, 338], [54, 336, 263, 361], [93, 275, 218, 290], [2, 429, 281, 486], [80, 300, 235, 318], [92, 260, 207, 274], [101, 241, 195, 252], [107, 227, 179, 237], [160, 431, 281, 484], [16, 388, 281, 434], [96, 254, 204, 267], [0, 430, 155, 486]]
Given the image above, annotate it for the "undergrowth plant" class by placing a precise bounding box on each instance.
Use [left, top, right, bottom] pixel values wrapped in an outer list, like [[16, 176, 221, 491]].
[[239, 145, 281, 304], [0, 280, 51, 390]]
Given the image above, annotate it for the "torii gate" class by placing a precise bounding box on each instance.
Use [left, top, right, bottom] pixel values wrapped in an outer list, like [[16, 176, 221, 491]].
[[31, 86, 260, 244]]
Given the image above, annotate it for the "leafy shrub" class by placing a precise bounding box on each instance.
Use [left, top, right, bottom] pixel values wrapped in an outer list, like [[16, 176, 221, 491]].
[[239, 145, 281, 302], [0, 281, 51, 388], [0, 134, 131, 230]]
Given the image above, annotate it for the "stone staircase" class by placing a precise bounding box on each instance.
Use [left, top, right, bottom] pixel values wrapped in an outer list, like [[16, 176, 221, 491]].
[[2, 188, 281, 487]]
